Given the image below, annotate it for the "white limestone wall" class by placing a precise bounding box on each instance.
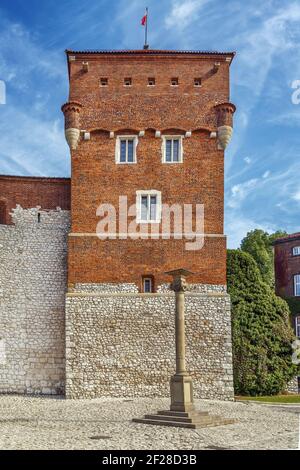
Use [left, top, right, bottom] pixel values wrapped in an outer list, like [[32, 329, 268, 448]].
[[0, 206, 70, 395]]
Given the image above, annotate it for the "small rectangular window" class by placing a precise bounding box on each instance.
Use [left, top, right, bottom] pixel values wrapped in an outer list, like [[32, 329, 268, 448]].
[[294, 274, 300, 296], [171, 77, 179, 86], [163, 137, 182, 163], [124, 77, 132, 86], [293, 247, 300, 256], [136, 191, 161, 223], [148, 77, 155, 86], [100, 78, 108, 86], [117, 137, 137, 164], [143, 277, 153, 293], [194, 78, 202, 87]]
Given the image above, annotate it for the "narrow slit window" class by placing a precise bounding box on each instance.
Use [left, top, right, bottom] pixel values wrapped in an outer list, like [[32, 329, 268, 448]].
[[100, 78, 108, 86], [124, 78, 132, 86], [194, 78, 202, 87], [143, 277, 153, 293], [148, 77, 155, 86], [171, 77, 179, 86]]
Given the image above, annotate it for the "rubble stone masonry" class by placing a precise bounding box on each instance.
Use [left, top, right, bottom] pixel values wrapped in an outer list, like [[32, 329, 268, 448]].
[[0, 207, 69, 394]]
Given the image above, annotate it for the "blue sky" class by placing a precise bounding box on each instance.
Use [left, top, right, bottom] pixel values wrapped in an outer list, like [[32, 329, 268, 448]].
[[0, 0, 299, 247]]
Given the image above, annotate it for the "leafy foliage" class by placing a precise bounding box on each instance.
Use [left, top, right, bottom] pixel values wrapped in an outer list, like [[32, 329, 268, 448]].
[[240, 229, 287, 286], [227, 249, 298, 396]]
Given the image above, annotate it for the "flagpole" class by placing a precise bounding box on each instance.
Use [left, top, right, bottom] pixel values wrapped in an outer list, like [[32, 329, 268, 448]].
[[144, 7, 149, 49]]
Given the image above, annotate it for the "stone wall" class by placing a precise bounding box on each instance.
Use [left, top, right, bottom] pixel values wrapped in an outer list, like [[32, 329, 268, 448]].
[[65, 284, 234, 400], [0, 206, 70, 395]]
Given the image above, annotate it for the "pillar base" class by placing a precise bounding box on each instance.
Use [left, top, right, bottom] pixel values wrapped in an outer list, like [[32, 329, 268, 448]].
[[133, 410, 234, 429], [170, 373, 194, 412]]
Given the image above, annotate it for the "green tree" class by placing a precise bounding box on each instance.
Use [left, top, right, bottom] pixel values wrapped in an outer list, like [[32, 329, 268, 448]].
[[227, 249, 297, 396], [240, 229, 287, 286]]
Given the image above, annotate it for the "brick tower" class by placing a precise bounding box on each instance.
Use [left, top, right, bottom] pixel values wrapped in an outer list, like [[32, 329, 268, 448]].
[[62, 49, 236, 400]]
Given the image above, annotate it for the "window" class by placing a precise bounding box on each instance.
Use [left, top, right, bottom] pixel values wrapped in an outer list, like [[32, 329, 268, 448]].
[[194, 78, 202, 87], [136, 190, 162, 223], [100, 78, 108, 86], [162, 136, 183, 163], [171, 77, 179, 86], [295, 316, 300, 338], [294, 274, 300, 296], [116, 136, 137, 164], [143, 277, 154, 293], [148, 77, 155, 86], [124, 77, 132, 86], [293, 246, 300, 256]]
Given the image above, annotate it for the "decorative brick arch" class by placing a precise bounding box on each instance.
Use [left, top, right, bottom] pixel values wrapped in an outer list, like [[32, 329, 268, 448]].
[[0, 198, 8, 225]]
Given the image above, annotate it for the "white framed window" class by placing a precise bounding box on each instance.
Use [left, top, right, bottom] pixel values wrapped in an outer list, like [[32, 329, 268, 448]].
[[294, 274, 300, 296], [116, 136, 138, 164], [293, 246, 300, 256], [295, 316, 300, 338], [162, 136, 183, 163], [136, 190, 162, 223], [143, 277, 153, 293]]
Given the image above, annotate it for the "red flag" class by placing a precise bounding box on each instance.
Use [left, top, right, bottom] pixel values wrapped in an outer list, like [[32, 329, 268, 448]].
[[141, 14, 147, 26]]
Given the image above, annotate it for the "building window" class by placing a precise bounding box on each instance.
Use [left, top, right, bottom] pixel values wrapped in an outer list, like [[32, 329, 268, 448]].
[[142, 276, 154, 293], [293, 246, 300, 256], [116, 136, 137, 164], [162, 136, 183, 163], [124, 77, 132, 87], [171, 77, 179, 86], [136, 190, 162, 223], [194, 78, 202, 87], [100, 78, 108, 86], [295, 316, 300, 338], [294, 274, 300, 296], [148, 77, 155, 86]]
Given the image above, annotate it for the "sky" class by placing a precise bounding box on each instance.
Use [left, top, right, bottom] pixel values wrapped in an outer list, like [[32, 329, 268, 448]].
[[0, 0, 299, 247]]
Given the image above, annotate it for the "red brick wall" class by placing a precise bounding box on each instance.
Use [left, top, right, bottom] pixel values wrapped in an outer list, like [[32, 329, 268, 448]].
[[274, 236, 300, 297], [0, 176, 70, 224], [66, 51, 234, 286]]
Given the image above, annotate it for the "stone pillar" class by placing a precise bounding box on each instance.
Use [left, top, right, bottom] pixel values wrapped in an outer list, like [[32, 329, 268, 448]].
[[214, 102, 236, 150], [61, 101, 82, 150], [167, 268, 195, 413]]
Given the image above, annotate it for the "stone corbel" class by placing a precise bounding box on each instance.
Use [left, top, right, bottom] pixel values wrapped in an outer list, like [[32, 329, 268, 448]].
[[82, 62, 89, 73], [185, 131, 192, 138], [61, 101, 83, 150], [109, 131, 115, 139], [155, 131, 161, 138], [214, 102, 236, 150], [139, 130, 145, 137]]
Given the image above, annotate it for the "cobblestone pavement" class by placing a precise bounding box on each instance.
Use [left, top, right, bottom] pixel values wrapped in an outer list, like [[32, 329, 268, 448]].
[[0, 395, 299, 450]]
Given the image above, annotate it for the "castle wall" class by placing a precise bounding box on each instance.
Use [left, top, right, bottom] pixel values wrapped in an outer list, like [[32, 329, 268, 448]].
[[0, 207, 70, 395], [0, 175, 70, 225], [65, 284, 234, 400]]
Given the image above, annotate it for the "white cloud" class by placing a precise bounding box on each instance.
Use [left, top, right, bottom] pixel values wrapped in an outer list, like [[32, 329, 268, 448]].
[[228, 178, 259, 209], [165, 0, 209, 30], [292, 190, 300, 202], [262, 170, 271, 179]]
